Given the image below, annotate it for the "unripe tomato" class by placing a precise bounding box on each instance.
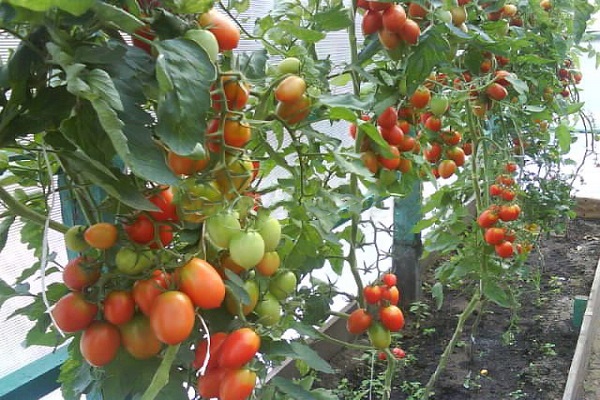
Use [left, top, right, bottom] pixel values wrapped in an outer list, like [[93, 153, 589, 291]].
[[275, 75, 306, 104], [450, 6, 467, 26], [64, 225, 89, 252], [214, 157, 254, 198], [256, 215, 282, 252], [269, 270, 297, 300], [254, 293, 282, 326], [184, 29, 219, 62], [229, 230, 265, 270], [104, 290, 135, 325], [278, 57, 301, 75], [132, 271, 169, 316], [198, 9, 240, 51], [120, 314, 162, 359], [368, 322, 391, 349], [219, 368, 257, 400], [84, 222, 118, 250], [176, 179, 223, 223], [430, 95, 449, 116], [150, 291, 195, 345], [52, 292, 98, 333], [347, 308, 373, 334], [206, 212, 242, 248], [218, 327, 261, 369], [379, 305, 405, 331], [176, 258, 225, 309], [192, 332, 228, 370], [256, 251, 281, 276], [225, 279, 259, 316], [80, 321, 121, 367], [115, 247, 154, 275], [63, 256, 100, 291]]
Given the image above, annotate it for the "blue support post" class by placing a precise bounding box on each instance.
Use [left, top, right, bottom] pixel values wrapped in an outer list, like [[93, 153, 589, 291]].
[[393, 180, 422, 308]]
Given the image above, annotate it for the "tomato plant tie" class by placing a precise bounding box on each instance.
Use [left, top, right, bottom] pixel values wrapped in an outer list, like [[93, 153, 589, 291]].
[[197, 313, 211, 375]]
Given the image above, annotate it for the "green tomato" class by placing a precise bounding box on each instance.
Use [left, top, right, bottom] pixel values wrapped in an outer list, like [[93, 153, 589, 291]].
[[368, 323, 391, 349], [268, 270, 297, 300], [277, 57, 301, 75], [65, 225, 90, 252], [256, 215, 281, 252], [229, 230, 265, 270], [115, 247, 153, 275], [436, 9, 453, 24], [225, 279, 259, 316], [205, 212, 241, 248], [184, 29, 219, 62], [430, 95, 449, 116], [254, 293, 281, 326]]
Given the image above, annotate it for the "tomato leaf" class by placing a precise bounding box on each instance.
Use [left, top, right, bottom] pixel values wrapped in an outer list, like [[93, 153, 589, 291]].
[[155, 39, 216, 155], [275, 21, 326, 43], [271, 377, 319, 400], [431, 282, 444, 310], [0, 278, 18, 309], [483, 281, 512, 308], [238, 49, 268, 80], [290, 342, 334, 373], [93, 2, 145, 34], [313, 7, 352, 31], [319, 93, 372, 110], [555, 123, 571, 154], [0, 215, 15, 253], [405, 25, 451, 94]]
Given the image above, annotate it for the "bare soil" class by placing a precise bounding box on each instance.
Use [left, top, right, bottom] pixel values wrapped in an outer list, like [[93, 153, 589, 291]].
[[319, 218, 600, 399]]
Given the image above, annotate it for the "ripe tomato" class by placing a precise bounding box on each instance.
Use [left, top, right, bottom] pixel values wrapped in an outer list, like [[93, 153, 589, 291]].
[[256, 251, 281, 276], [362, 151, 379, 174], [408, 3, 427, 18], [229, 230, 265, 270], [80, 321, 121, 367], [438, 159, 457, 179], [441, 130, 462, 146], [132, 26, 155, 55], [379, 305, 405, 331], [424, 115, 442, 132], [218, 328, 261, 369], [364, 285, 382, 304], [377, 106, 398, 129], [489, 184, 503, 197], [477, 209, 499, 228], [225, 279, 259, 316], [498, 174, 515, 186], [486, 83, 508, 101], [256, 215, 282, 252], [504, 162, 518, 173], [398, 134, 416, 152], [499, 204, 521, 221], [197, 368, 228, 399], [120, 314, 162, 359], [495, 241, 514, 258], [84, 222, 118, 250], [198, 9, 240, 51], [462, 141, 473, 155], [382, 273, 397, 287], [132, 271, 169, 316], [52, 292, 98, 333], [446, 146, 466, 167], [504, 229, 517, 243], [399, 18, 421, 45], [378, 145, 401, 170], [167, 151, 208, 176], [104, 290, 135, 325], [378, 29, 401, 50], [123, 215, 154, 244], [64, 225, 89, 252], [219, 369, 257, 400], [193, 332, 229, 370], [347, 308, 372, 335], [268, 270, 297, 300], [382, 5, 407, 33], [115, 247, 153, 275], [275, 75, 306, 104], [424, 143, 442, 163], [255, 293, 282, 326], [362, 10, 383, 35], [501, 189, 517, 201], [224, 116, 252, 148], [275, 95, 311, 124], [484, 227, 506, 245], [369, 1, 392, 11], [177, 258, 225, 309], [382, 285, 400, 305], [150, 291, 195, 345], [368, 322, 391, 349], [397, 156, 412, 173], [221, 75, 250, 110], [148, 187, 179, 221], [63, 256, 100, 291]]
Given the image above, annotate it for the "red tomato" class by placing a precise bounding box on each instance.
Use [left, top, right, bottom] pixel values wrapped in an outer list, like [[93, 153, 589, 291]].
[[397, 157, 412, 174], [504, 162, 518, 173], [104, 290, 135, 325], [62, 256, 100, 291], [441, 130, 462, 146], [378, 29, 401, 50], [462, 142, 473, 155], [276, 95, 311, 124], [219, 369, 257, 400], [124, 215, 154, 244], [498, 175, 515, 186], [148, 187, 179, 221], [167, 151, 209, 176], [382, 285, 400, 305], [399, 18, 421, 45], [132, 26, 155, 55], [150, 291, 195, 345], [477, 209, 499, 228], [199, 9, 240, 51], [192, 332, 229, 370], [424, 115, 442, 132], [223, 116, 252, 148], [364, 285, 382, 304], [499, 204, 521, 221], [377, 106, 398, 129], [398, 135, 416, 152], [120, 314, 162, 359], [379, 305, 405, 331], [484, 227, 506, 245], [486, 83, 508, 101], [381, 125, 404, 146], [382, 5, 407, 33], [504, 229, 517, 243], [80, 321, 121, 367], [378, 145, 401, 170], [362, 10, 383, 35], [84, 223, 118, 250], [393, 347, 407, 359], [495, 241, 514, 258], [501, 189, 517, 201], [489, 184, 503, 197], [438, 159, 457, 179], [368, 1, 392, 11], [347, 308, 373, 334], [132, 271, 169, 316], [424, 143, 442, 163], [446, 146, 466, 167], [197, 368, 228, 398], [408, 3, 427, 18], [176, 258, 225, 309], [382, 273, 397, 287], [52, 292, 98, 333], [218, 328, 261, 369], [219, 75, 250, 110], [275, 75, 306, 104], [362, 151, 379, 174]]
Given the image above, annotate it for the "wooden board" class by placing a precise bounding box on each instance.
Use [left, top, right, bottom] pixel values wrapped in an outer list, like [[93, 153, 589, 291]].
[[575, 197, 600, 220]]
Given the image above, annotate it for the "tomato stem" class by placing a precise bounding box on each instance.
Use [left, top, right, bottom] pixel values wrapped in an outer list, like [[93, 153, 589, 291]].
[[0, 186, 68, 233], [140, 343, 181, 400]]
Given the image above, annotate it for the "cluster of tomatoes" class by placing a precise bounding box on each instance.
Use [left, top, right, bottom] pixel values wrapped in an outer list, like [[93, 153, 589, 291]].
[[274, 73, 312, 125], [358, 1, 422, 49], [346, 273, 405, 351], [557, 59, 583, 98], [477, 162, 527, 259]]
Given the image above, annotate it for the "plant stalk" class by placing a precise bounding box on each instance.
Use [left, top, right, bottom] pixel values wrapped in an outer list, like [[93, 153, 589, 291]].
[[141, 344, 180, 400], [0, 186, 68, 233]]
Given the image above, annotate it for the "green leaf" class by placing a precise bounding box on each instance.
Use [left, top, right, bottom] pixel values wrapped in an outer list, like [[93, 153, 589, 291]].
[[405, 25, 451, 93], [333, 153, 376, 180], [319, 93, 372, 110], [313, 7, 352, 31], [155, 39, 216, 155], [483, 281, 512, 308], [93, 2, 145, 34], [290, 342, 334, 373], [431, 282, 444, 310], [573, 0, 594, 43], [6, 0, 93, 15], [566, 102, 585, 115], [555, 123, 571, 154], [505, 74, 528, 95], [328, 107, 356, 121], [271, 377, 319, 400], [275, 21, 326, 43], [238, 49, 268, 80], [330, 73, 352, 87], [0, 215, 15, 253], [163, 0, 213, 14], [0, 278, 18, 309], [86, 69, 123, 111]]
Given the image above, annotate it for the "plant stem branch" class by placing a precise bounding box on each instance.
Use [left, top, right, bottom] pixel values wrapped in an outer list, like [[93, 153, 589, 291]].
[[141, 344, 180, 400], [0, 186, 68, 233]]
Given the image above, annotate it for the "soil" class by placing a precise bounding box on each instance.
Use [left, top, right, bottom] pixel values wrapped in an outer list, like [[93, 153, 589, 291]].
[[318, 218, 600, 399]]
